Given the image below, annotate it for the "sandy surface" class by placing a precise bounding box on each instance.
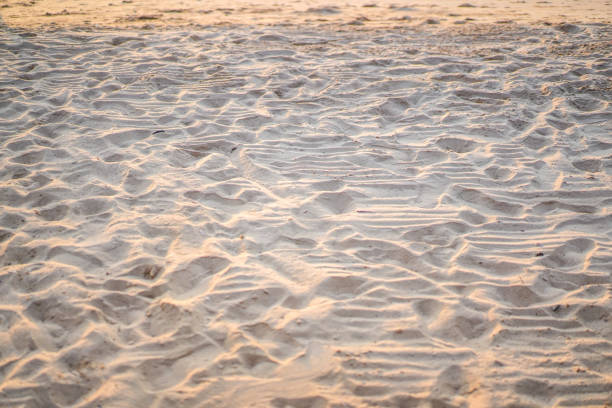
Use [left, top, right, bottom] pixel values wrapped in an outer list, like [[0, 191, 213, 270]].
[[1, 0, 611, 28], [1, 1, 612, 408]]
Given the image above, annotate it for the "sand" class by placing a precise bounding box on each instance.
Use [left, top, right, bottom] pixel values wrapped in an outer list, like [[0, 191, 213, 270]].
[[1, 0, 612, 28], [1, 1, 611, 407]]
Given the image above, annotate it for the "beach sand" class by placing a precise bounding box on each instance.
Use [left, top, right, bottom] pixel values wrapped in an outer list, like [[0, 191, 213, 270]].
[[1, 1, 611, 407], [1, 0, 612, 28]]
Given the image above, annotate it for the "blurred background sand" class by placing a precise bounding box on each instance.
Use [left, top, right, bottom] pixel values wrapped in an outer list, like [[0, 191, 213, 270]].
[[1, 0, 611, 29]]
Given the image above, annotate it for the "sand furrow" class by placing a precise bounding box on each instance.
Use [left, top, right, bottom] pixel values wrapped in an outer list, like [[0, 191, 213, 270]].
[[0, 17, 611, 408]]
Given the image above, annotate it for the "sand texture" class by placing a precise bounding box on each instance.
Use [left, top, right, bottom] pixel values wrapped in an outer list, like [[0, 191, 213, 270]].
[[1, 0, 612, 29], [1, 6, 612, 408]]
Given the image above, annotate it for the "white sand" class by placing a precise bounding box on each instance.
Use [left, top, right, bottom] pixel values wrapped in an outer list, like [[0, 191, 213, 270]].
[[1, 2, 611, 407]]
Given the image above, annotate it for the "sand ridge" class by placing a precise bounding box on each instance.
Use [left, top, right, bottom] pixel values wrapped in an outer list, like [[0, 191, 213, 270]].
[[1, 11, 612, 408]]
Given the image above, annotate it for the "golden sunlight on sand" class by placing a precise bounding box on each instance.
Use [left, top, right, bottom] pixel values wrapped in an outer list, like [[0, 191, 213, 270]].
[[0, 0, 611, 407], [1, 0, 611, 28]]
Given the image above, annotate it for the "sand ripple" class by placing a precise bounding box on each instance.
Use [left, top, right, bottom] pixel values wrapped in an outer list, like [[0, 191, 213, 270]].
[[0, 22, 611, 407]]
